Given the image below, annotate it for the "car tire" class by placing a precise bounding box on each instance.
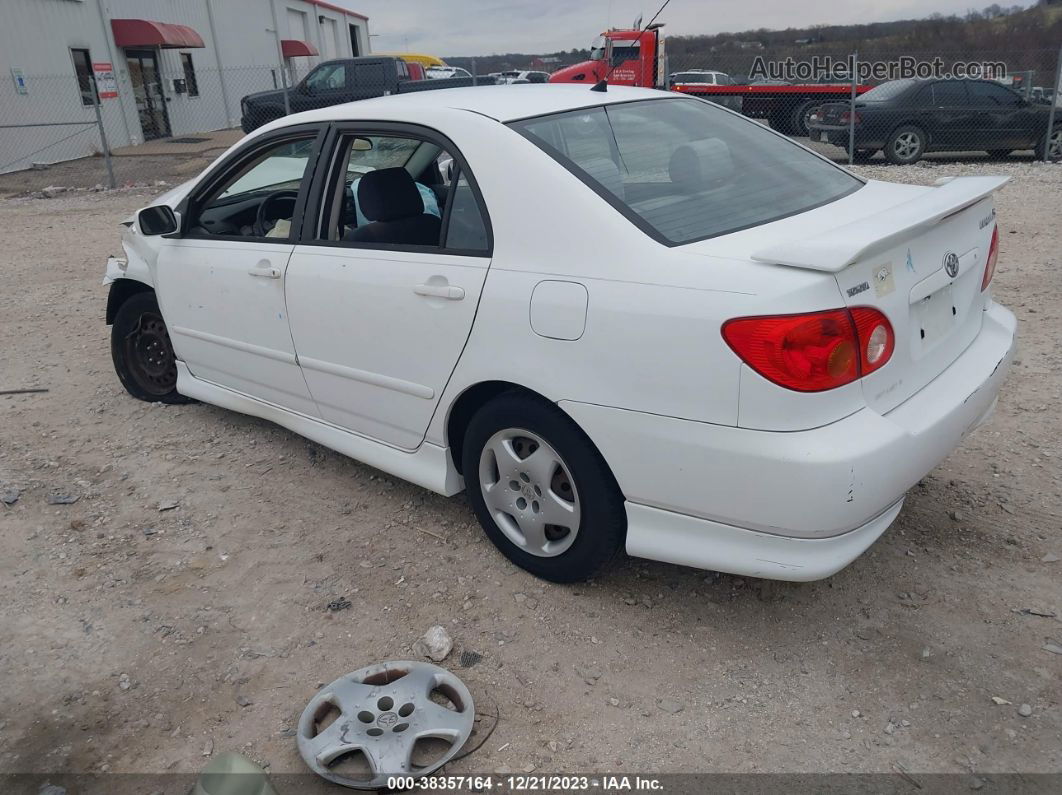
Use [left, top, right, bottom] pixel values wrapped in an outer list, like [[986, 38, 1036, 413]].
[[1035, 125, 1062, 162], [884, 125, 927, 165], [462, 393, 626, 583], [111, 291, 191, 405], [791, 100, 817, 137], [986, 149, 1013, 159]]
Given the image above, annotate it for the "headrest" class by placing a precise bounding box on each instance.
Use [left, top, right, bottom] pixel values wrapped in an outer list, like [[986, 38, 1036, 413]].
[[357, 167, 424, 222], [581, 157, 625, 200], [668, 138, 734, 191]]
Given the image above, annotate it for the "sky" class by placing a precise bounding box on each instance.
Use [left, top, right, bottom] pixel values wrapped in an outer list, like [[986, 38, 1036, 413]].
[[330, 0, 1038, 56]]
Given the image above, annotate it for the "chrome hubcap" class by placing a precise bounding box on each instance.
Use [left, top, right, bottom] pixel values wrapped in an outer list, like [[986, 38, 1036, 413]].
[[894, 132, 920, 159], [478, 429, 580, 558]]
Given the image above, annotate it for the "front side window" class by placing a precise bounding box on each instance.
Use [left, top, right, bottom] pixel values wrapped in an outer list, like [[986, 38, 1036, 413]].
[[512, 98, 861, 245], [306, 63, 346, 91], [318, 133, 489, 252], [969, 81, 1021, 106], [190, 136, 316, 239], [71, 48, 94, 106]]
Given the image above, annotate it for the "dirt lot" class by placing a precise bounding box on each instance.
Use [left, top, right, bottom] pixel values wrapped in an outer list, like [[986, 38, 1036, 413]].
[[1, 157, 1060, 790]]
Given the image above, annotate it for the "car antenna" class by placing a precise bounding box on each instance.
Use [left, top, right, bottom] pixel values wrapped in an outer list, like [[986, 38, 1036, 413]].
[[591, 0, 672, 92]]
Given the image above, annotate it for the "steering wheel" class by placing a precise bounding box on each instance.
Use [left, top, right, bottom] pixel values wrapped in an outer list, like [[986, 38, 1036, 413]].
[[253, 190, 299, 237]]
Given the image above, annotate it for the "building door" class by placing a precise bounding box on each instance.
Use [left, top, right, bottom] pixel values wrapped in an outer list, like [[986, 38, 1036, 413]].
[[349, 25, 360, 56], [126, 49, 171, 140]]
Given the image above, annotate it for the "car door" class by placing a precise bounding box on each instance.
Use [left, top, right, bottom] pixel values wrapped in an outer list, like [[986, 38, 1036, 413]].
[[291, 62, 350, 113], [929, 80, 972, 149], [155, 125, 325, 416], [965, 80, 1014, 150], [284, 126, 493, 450], [974, 81, 1040, 149]]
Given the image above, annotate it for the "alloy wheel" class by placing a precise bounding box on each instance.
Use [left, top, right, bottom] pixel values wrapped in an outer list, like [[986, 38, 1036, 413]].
[[477, 428, 581, 557], [894, 132, 920, 160]]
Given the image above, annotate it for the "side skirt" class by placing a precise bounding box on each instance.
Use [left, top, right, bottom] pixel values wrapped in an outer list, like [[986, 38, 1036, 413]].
[[176, 362, 464, 497]]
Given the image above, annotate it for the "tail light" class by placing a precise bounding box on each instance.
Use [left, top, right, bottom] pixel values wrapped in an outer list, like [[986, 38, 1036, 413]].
[[981, 225, 999, 291], [722, 307, 894, 392], [839, 111, 862, 124]]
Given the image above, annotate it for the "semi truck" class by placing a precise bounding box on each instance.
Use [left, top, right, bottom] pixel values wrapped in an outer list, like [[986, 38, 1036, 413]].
[[549, 25, 871, 136]]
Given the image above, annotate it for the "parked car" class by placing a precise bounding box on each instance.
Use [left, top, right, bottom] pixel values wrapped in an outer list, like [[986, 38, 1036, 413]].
[[494, 70, 551, 84], [426, 65, 473, 80], [808, 77, 1062, 164], [107, 85, 1015, 584], [240, 57, 482, 132], [668, 70, 741, 111]]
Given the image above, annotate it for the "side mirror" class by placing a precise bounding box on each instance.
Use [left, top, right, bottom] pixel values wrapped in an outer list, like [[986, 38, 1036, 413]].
[[138, 205, 178, 236]]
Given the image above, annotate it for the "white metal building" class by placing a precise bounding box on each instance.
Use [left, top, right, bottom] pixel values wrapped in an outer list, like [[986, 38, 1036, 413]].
[[1, 0, 371, 172]]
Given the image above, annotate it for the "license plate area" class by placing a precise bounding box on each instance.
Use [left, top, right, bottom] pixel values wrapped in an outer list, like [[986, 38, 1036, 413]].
[[914, 285, 956, 352]]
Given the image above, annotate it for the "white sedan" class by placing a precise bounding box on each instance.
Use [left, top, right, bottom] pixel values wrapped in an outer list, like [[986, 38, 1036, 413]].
[[105, 85, 1015, 583]]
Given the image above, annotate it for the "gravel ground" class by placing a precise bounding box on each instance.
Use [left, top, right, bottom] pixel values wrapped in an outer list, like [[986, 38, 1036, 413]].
[[0, 158, 1060, 789]]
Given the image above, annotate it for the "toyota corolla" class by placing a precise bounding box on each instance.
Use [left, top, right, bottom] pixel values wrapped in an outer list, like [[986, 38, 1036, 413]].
[[104, 85, 1016, 583]]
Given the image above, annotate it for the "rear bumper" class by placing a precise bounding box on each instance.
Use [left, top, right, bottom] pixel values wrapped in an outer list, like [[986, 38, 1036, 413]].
[[561, 302, 1016, 578]]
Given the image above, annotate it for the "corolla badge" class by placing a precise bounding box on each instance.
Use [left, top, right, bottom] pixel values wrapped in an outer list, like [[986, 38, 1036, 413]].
[[943, 252, 960, 278]]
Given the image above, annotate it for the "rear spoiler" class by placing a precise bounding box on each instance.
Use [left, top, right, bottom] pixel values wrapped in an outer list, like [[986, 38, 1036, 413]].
[[750, 176, 1009, 273]]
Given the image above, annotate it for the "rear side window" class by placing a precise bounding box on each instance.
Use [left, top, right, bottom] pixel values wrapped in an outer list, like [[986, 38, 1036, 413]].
[[933, 81, 968, 105], [511, 98, 861, 245]]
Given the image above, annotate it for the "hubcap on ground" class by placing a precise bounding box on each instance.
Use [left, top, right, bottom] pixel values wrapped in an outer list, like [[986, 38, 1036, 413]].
[[894, 132, 920, 159], [126, 313, 177, 394], [478, 428, 581, 558], [297, 661, 474, 790]]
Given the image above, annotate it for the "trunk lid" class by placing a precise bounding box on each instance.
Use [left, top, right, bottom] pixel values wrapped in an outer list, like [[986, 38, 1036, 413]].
[[811, 101, 852, 126], [688, 176, 1006, 414], [757, 176, 1006, 413]]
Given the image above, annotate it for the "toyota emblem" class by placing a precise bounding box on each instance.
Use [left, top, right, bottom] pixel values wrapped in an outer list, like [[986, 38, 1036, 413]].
[[943, 252, 959, 278]]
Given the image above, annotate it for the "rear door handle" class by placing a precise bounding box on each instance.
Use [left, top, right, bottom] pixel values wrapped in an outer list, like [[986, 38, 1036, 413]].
[[414, 283, 465, 300], [248, 264, 281, 279]]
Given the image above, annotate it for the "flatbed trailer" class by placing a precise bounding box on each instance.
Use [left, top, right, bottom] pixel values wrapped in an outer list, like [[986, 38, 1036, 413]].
[[672, 83, 873, 136]]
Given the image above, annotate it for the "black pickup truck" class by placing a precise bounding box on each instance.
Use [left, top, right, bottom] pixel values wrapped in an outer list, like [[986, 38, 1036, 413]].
[[241, 56, 492, 132]]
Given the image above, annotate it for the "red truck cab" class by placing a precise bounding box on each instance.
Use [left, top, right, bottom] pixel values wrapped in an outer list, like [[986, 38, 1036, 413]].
[[549, 25, 667, 88]]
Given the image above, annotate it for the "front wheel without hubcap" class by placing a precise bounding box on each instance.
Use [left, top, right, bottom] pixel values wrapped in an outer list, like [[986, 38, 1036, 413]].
[[463, 395, 625, 582], [111, 291, 191, 404]]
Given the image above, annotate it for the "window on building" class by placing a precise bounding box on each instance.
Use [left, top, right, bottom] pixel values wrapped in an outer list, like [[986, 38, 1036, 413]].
[[181, 53, 199, 97], [71, 48, 94, 106]]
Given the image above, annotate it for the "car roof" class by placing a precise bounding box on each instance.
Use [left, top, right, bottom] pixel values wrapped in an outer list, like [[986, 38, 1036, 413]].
[[287, 84, 675, 125]]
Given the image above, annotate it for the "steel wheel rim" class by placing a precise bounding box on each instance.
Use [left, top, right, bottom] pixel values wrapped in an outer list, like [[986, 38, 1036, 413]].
[[125, 312, 177, 395], [297, 661, 475, 790], [478, 428, 581, 558], [894, 132, 919, 159]]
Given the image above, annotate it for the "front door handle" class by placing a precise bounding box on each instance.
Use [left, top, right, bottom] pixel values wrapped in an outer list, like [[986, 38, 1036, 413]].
[[414, 283, 465, 300], [249, 263, 281, 279]]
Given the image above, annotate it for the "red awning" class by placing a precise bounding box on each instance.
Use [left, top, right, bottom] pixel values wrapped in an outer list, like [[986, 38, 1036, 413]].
[[111, 19, 205, 49], [281, 39, 320, 58]]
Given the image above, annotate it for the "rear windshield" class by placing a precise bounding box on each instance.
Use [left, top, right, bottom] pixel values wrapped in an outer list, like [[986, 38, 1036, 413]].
[[510, 97, 861, 245], [859, 79, 919, 102]]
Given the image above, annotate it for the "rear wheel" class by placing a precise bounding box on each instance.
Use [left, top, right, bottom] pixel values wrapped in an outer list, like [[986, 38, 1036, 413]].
[[790, 100, 817, 137], [111, 291, 190, 404], [462, 394, 625, 583], [884, 125, 926, 165], [986, 149, 1013, 159]]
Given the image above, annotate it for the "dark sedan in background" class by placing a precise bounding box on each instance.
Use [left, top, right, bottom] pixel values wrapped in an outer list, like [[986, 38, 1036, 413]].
[[808, 78, 1061, 164]]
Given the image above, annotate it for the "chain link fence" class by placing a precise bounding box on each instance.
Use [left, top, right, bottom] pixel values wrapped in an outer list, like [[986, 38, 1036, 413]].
[[663, 46, 1062, 166], [2, 46, 1059, 196]]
